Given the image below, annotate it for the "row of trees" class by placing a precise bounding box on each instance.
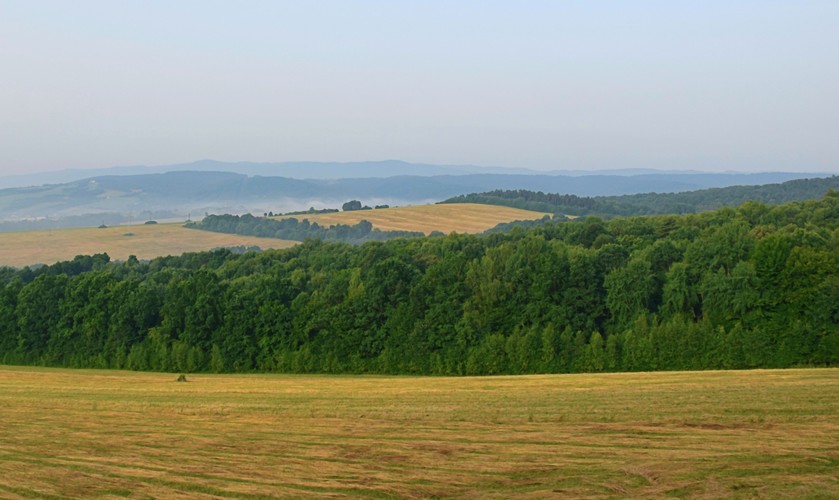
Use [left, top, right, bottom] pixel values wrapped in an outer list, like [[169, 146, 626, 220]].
[[341, 200, 390, 211], [1, 194, 837, 374], [266, 208, 339, 217], [186, 213, 424, 244]]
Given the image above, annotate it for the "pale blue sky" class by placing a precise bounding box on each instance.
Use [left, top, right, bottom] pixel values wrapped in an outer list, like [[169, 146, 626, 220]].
[[1, 1, 837, 174]]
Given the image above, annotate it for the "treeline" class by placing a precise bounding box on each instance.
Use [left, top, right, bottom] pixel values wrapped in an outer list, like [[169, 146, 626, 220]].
[[271, 207, 339, 217], [186, 213, 424, 244], [1, 194, 837, 374], [447, 191, 598, 214], [482, 215, 566, 235], [443, 175, 839, 217]]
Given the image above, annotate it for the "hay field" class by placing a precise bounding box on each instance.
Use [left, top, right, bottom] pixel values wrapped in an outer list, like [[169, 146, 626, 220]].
[[0, 367, 836, 499], [0, 223, 297, 268], [276, 203, 550, 234]]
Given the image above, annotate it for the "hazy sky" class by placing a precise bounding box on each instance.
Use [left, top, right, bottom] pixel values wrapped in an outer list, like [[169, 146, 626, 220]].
[[1, 1, 837, 175]]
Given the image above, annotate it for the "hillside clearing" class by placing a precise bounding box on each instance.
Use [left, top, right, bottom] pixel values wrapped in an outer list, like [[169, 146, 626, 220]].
[[0, 223, 296, 268], [0, 366, 835, 498], [275, 203, 550, 234]]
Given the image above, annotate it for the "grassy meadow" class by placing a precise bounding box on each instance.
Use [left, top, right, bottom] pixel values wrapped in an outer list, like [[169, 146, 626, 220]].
[[0, 223, 297, 268], [0, 367, 836, 499], [275, 203, 551, 234]]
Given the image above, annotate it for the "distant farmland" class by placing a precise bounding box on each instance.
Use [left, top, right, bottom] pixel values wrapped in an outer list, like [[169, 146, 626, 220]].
[[0, 204, 550, 268], [275, 203, 550, 234], [0, 223, 297, 268], [0, 367, 836, 498]]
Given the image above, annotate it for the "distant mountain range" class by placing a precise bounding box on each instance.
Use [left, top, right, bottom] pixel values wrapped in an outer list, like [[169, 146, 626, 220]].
[[2, 160, 520, 189], [1, 159, 828, 189], [0, 161, 833, 231]]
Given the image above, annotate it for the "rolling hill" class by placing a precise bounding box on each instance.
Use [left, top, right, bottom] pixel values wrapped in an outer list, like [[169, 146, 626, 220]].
[[443, 175, 839, 217], [274, 203, 550, 234]]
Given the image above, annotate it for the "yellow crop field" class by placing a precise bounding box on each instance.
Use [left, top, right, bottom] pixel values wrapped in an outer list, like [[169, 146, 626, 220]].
[[0, 223, 297, 268], [0, 366, 836, 498], [276, 203, 550, 234]]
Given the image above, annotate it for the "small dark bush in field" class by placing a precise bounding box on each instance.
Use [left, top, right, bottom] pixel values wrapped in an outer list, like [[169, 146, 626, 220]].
[[177, 374, 188, 382]]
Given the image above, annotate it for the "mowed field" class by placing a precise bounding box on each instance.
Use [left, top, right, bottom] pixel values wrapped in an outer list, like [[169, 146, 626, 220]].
[[0, 367, 836, 499], [275, 203, 550, 234], [0, 223, 297, 268]]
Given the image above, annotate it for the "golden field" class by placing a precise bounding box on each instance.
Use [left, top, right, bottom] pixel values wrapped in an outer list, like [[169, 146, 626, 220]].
[[0, 366, 836, 498], [0, 204, 549, 268], [275, 203, 550, 234], [0, 223, 297, 268]]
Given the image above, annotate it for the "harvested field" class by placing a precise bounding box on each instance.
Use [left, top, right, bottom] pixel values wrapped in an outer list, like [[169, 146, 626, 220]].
[[0, 366, 836, 498], [0, 223, 297, 267], [275, 203, 550, 234]]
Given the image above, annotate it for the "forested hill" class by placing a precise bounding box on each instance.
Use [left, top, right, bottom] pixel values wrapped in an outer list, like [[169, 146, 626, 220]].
[[442, 175, 839, 217], [1, 194, 837, 374]]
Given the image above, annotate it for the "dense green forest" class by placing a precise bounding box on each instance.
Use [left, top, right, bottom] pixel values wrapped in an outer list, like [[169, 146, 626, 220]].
[[443, 175, 839, 217], [186, 213, 425, 243], [1, 194, 837, 374]]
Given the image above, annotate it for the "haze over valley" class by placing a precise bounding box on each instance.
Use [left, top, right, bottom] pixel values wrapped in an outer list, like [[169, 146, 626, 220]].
[[0, 160, 831, 231]]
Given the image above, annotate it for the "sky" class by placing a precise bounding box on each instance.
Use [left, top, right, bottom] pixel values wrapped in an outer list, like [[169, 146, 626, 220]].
[[1, 1, 837, 175]]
